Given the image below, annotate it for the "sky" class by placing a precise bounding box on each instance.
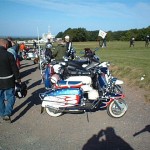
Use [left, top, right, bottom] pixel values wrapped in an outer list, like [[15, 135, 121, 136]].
[[0, 0, 150, 37]]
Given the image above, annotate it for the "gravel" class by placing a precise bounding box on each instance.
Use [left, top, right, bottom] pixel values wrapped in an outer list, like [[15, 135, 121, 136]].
[[0, 60, 149, 150]]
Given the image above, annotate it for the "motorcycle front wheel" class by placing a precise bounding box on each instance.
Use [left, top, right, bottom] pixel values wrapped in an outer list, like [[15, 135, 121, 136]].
[[107, 99, 128, 118], [46, 108, 62, 117]]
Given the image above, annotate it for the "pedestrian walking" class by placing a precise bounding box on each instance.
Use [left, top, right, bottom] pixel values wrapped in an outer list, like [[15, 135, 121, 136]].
[[0, 39, 21, 123]]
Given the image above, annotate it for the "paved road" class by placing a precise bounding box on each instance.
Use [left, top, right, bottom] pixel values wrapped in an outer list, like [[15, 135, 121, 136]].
[[0, 60, 150, 150]]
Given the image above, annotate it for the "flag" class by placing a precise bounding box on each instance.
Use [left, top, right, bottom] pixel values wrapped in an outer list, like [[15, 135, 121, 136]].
[[98, 30, 107, 39]]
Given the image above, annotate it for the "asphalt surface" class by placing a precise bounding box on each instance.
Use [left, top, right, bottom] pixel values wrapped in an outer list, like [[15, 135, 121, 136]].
[[0, 60, 150, 150]]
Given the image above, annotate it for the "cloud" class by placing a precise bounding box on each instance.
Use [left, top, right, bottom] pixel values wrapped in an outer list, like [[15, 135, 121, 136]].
[[9, 0, 150, 19], [2, 0, 150, 36]]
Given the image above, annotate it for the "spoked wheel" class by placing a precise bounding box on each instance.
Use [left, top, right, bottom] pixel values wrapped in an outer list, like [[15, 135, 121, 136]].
[[46, 107, 62, 117], [107, 99, 128, 118]]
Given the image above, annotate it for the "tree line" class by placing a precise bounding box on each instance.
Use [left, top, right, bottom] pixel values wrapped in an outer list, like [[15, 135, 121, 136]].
[[55, 26, 150, 42]]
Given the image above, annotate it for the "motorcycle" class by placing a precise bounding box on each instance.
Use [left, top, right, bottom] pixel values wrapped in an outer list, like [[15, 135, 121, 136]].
[[50, 60, 124, 94], [21, 48, 39, 64], [39, 67, 128, 118], [41, 47, 123, 95]]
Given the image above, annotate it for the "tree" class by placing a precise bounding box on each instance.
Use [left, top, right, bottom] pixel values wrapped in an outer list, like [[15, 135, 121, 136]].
[[55, 26, 150, 42], [55, 32, 63, 38]]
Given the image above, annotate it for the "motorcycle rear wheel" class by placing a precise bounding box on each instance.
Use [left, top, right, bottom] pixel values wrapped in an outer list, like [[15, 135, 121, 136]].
[[107, 99, 128, 118], [46, 108, 62, 117]]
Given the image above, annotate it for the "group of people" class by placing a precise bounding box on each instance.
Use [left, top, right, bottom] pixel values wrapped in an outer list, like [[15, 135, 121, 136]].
[[130, 35, 150, 47], [0, 35, 74, 123], [0, 38, 21, 123], [45, 35, 74, 62]]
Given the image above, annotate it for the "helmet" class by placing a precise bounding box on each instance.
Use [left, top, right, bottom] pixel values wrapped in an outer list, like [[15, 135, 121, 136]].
[[65, 35, 70, 40], [46, 44, 52, 49], [15, 82, 27, 99]]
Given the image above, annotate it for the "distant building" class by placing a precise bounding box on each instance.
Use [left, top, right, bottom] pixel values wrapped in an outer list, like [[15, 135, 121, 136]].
[[40, 26, 55, 43]]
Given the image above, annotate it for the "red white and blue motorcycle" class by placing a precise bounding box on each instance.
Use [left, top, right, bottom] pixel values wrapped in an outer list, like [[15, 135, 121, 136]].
[[39, 65, 128, 118], [43, 47, 123, 93]]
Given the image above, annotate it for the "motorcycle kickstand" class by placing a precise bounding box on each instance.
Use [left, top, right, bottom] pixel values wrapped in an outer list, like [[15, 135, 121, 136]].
[[41, 106, 45, 114], [86, 111, 89, 122]]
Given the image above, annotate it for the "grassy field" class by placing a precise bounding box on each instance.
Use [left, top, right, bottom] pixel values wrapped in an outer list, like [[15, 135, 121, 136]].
[[73, 41, 150, 93], [29, 40, 149, 100]]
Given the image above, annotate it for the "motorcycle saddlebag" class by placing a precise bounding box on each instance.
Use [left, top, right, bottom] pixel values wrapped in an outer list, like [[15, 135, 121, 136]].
[[42, 88, 83, 108]]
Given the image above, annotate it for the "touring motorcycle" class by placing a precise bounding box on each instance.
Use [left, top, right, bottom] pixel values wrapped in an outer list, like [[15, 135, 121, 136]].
[[39, 65, 128, 118], [41, 47, 124, 93]]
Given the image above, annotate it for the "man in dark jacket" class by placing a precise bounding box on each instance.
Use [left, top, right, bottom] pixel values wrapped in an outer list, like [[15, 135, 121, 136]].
[[52, 43, 66, 61], [0, 39, 21, 123], [45, 43, 53, 62]]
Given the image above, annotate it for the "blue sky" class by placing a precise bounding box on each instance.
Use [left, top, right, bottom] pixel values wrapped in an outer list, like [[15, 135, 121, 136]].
[[0, 0, 150, 37]]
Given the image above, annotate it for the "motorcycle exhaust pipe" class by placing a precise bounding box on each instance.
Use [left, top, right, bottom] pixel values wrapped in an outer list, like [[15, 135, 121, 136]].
[[47, 106, 85, 114]]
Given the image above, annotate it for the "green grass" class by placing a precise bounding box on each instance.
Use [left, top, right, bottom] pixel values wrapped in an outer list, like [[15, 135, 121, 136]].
[[73, 41, 150, 92], [30, 40, 149, 101]]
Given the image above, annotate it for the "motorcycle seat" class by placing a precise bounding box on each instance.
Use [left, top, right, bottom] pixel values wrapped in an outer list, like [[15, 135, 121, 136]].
[[65, 61, 88, 71], [66, 69, 91, 77], [85, 61, 99, 70], [70, 60, 89, 66], [54, 80, 83, 89]]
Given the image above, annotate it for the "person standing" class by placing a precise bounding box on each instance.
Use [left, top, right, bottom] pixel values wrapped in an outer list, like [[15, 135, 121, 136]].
[[19, 42, 26, 59], [7, 41, 17, 60], [0, 39, 21, 123], [45, 43, 53, 62], [145, 35, 149, 47], [52, 42, 66, 61], [7, 37, 13, 48], [65, 35, 74, 59], [33, 40, 37, 49], [45, 38, 52, 48], [102, 38, 107, 48], [130, 37, 135, 47]]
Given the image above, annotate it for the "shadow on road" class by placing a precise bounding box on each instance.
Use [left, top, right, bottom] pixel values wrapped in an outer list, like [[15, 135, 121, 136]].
[[27, 79, 42, 90], [82, 127, 134, 150], [20, 66, 37, 78], [20, 63, 35, 69], [133, 125, 150, 137], [11, 87, 45, 123]]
